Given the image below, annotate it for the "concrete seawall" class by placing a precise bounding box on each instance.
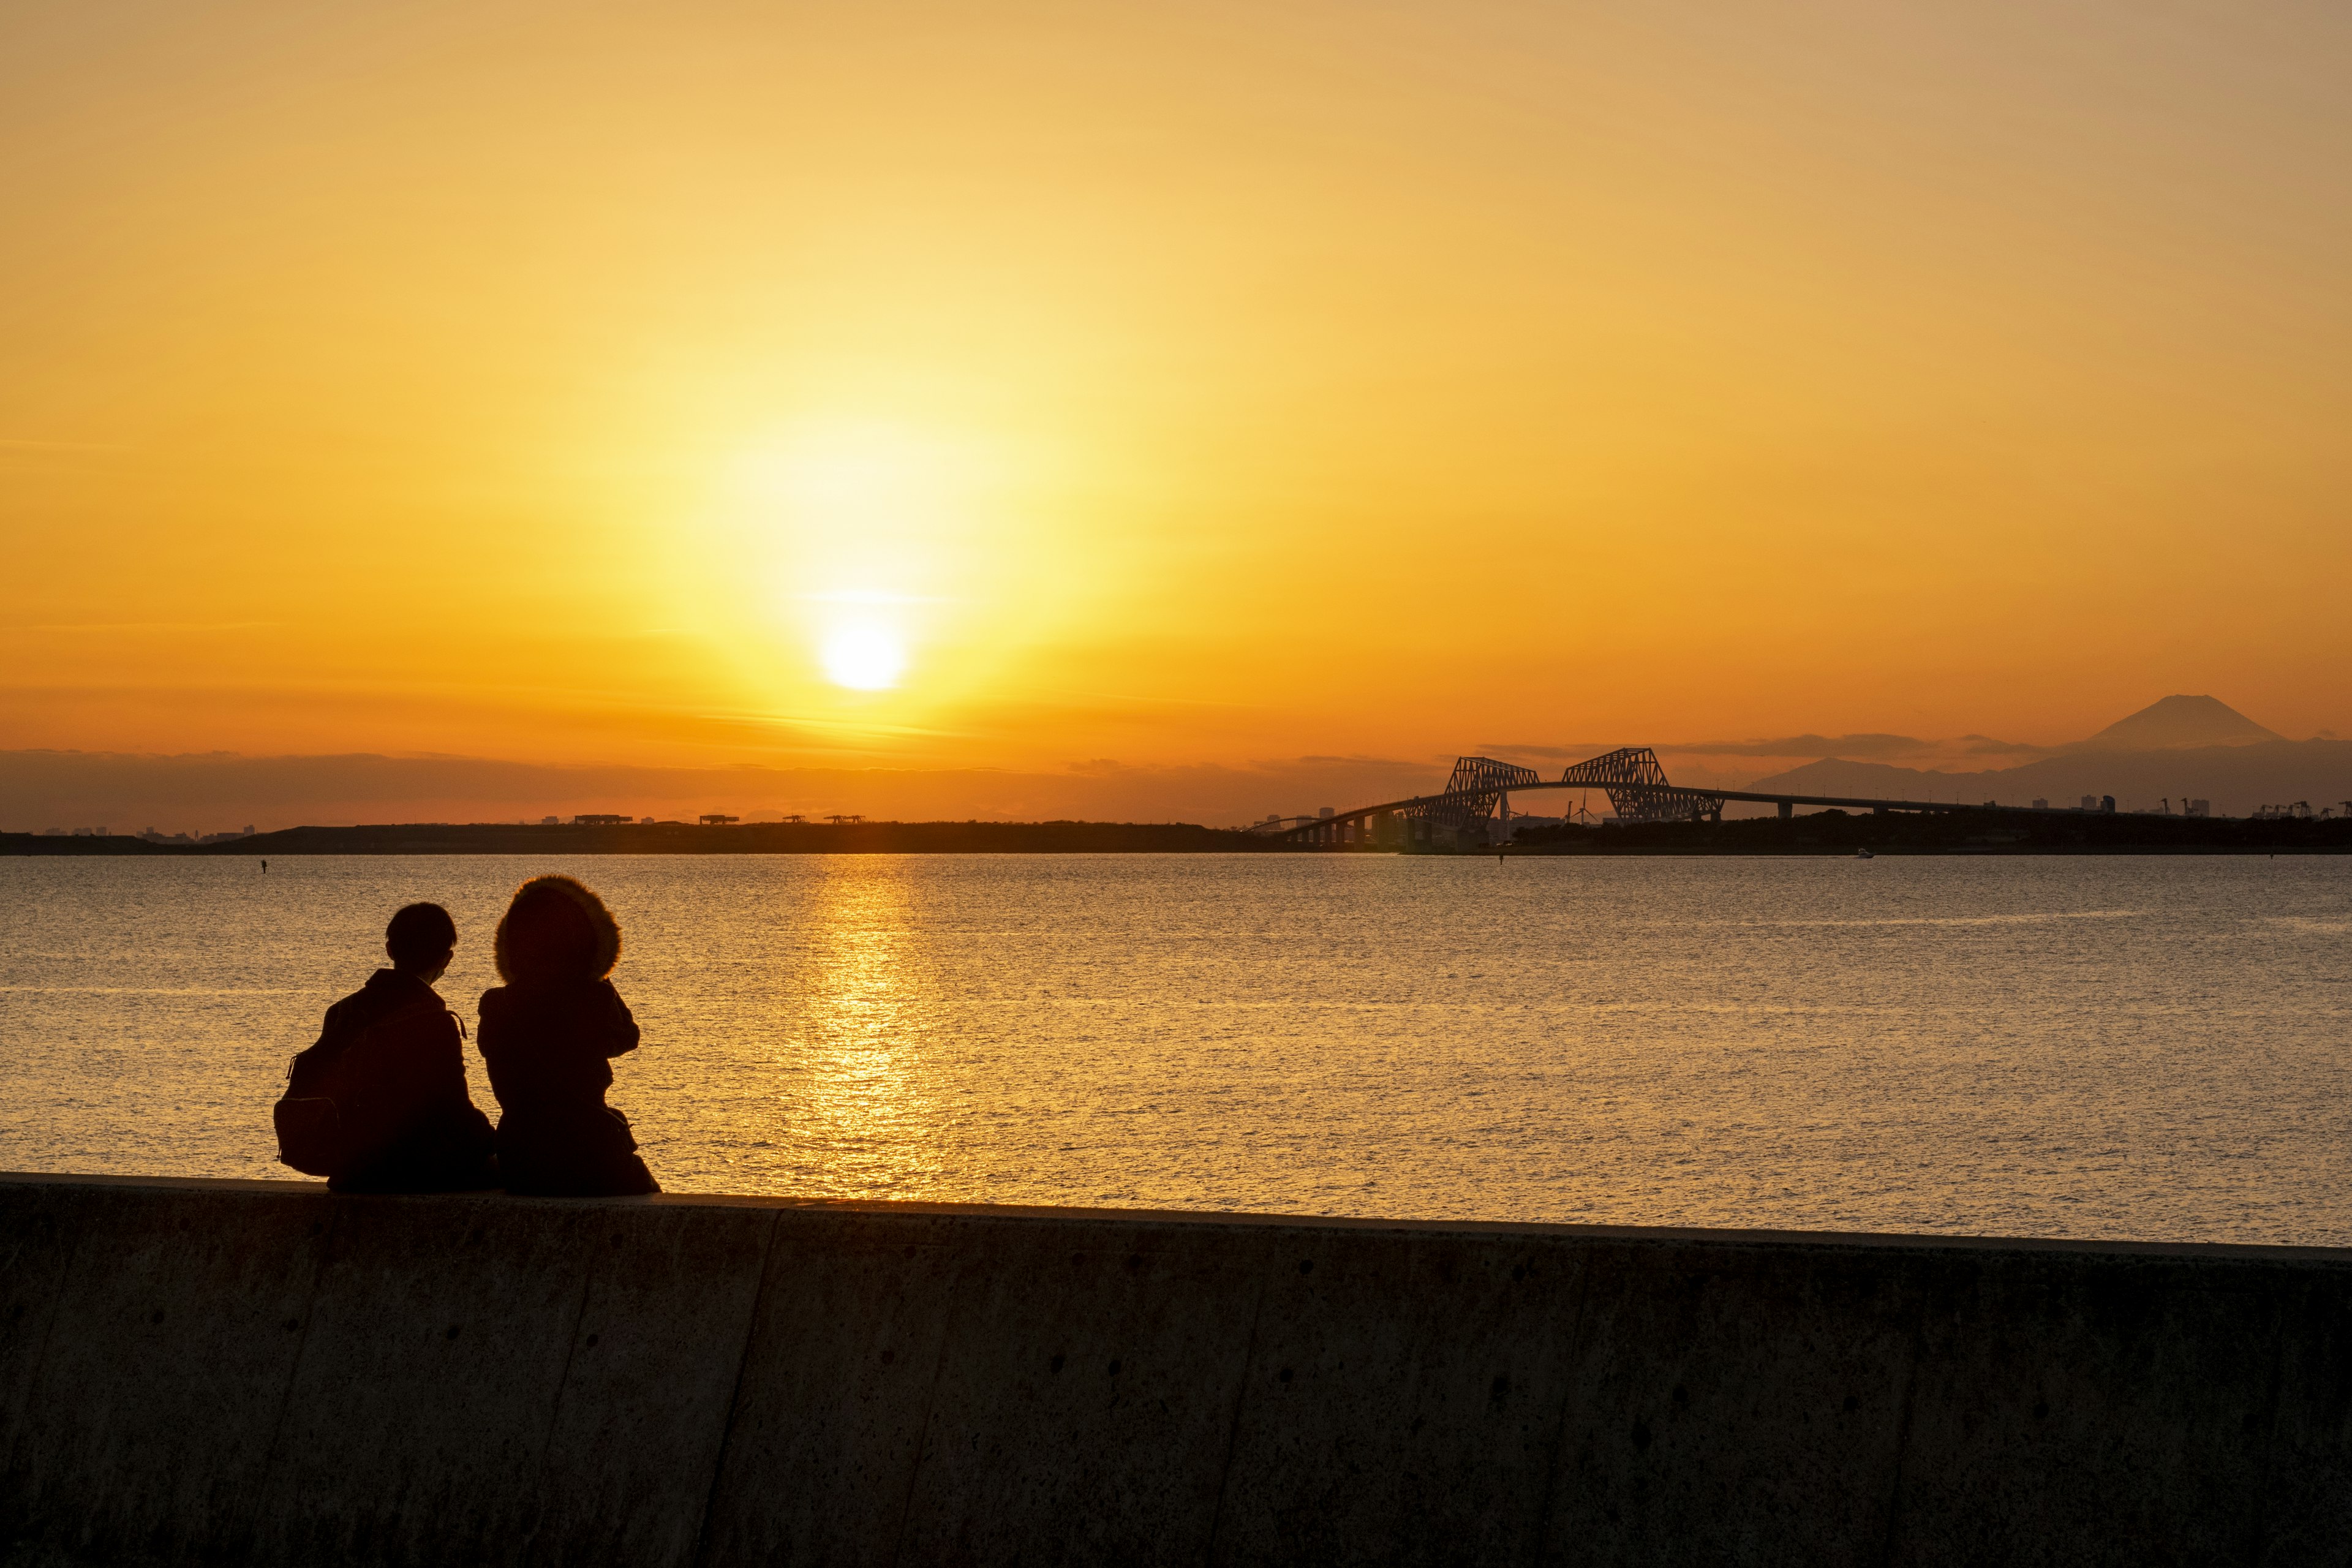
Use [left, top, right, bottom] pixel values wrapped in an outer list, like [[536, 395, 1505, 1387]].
[[2, 1175, 2346, 1566]]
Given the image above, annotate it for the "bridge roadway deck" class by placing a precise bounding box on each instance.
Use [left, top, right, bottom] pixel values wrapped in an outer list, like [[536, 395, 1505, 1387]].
[[3, 1174, 2347, 1566], [1668, 785, 2030, 815], [1283, 780, 2045, 839]]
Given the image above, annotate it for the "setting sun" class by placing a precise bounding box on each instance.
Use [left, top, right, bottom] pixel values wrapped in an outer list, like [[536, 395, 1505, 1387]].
[[821, 621, 908, 692]]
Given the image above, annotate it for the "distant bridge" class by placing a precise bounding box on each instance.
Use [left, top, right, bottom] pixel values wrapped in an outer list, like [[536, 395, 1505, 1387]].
[[1265, 747, 2027, 847]]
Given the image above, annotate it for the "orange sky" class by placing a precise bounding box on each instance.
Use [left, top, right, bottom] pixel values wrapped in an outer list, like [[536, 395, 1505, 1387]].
[[6, 1, 2350, 782]]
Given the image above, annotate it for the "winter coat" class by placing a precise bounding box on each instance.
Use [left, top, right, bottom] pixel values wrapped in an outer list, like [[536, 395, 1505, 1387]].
[[285, 969, 497, 1193], [478, 979, 658, 1196]]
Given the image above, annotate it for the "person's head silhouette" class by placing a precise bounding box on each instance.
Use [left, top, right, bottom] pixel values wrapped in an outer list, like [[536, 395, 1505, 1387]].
[[385, 902, 456, 984], [494, 876, 620, 986]]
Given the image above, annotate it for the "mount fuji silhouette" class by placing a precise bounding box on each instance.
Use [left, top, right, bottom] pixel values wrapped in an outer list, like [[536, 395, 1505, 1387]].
[[2067, 694, 2282, 752], [1746, 695, 2342, 816]]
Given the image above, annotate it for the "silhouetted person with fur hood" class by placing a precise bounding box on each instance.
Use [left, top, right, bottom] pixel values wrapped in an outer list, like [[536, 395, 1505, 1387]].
[[276, 902, 498, 1193], [478, 875, 660, 1196]]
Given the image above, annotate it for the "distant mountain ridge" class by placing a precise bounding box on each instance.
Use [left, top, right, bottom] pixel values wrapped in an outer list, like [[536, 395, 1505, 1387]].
[[2069, 695, 2282, 752], [1734, 696, 2343, 816]]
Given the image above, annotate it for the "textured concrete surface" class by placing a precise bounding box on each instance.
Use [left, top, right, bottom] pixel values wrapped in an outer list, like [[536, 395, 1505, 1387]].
[[1, 1174, 2347, 1566]]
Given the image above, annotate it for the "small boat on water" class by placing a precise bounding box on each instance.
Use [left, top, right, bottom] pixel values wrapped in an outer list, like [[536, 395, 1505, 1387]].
[[1855, 847, 1875, 859]]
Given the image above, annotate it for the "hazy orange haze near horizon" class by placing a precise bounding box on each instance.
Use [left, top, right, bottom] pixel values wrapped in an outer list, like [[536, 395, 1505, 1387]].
[[6, 1, 2350, 778]]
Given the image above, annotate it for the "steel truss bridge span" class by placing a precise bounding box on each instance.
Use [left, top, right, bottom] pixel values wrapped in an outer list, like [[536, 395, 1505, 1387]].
[[1272, 747, 2022, 846]]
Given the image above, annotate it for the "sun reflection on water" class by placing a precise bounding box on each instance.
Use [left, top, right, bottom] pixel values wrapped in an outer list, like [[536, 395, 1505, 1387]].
[[780, 858, 944, 1197]]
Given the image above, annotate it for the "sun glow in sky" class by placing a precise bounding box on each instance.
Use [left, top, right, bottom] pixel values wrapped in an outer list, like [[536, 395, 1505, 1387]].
[[682, 417, 1082, 728], [4, 0, 2351, 804], [822, 624, 907, 693]]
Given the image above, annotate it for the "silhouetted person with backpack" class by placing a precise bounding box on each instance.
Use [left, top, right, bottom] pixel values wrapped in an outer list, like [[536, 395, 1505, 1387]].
[[274, 902, 499, 1192], [478, 875, 660, 1196]]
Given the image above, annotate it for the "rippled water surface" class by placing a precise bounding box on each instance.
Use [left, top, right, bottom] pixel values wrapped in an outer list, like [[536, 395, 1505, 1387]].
[[1, 854, 2346, 1242]]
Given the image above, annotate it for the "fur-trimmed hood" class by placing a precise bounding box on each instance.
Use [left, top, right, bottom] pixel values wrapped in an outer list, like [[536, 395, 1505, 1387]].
[[494, 874, 622, 984]]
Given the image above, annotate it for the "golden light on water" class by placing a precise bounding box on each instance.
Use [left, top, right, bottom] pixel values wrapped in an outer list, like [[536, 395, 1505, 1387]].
[[786, 859, 943, 1197]]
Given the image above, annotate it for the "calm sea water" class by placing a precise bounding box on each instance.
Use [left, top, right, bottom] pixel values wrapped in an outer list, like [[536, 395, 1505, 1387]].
[[1, 854, 2346, 1243]]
